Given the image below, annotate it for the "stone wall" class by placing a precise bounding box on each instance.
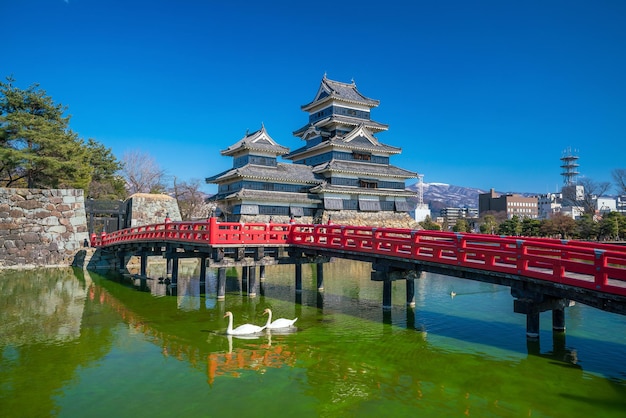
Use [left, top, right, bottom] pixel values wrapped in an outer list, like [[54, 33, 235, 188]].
[[126, 193, 182, 227], [238, 210, 420, 229], [0, 188, 89, 268]]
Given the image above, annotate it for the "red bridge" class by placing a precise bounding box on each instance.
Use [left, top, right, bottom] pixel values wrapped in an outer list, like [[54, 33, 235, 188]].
[[91, 217, 626, 339]]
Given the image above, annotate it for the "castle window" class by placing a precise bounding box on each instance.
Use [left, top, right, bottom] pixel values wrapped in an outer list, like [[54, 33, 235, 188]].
[[359, 179, 378, 189], [353, 152, 371, 161]]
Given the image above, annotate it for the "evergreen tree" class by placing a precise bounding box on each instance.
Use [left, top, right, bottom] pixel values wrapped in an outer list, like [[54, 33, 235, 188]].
[[521, 218, 541, 237], [575, 214, 599, 240], [452, 218, 469, 232], [1, 77, 90, 189], [478, 213, 499, 234], [419, 215, 441, 231]]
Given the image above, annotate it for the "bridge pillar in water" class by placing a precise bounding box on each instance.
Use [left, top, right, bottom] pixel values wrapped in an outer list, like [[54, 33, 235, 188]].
[[382, 280, 392, 310], [552, 308, 566, 332], [316, 263, 324, 291], [259, 265, 266, 282], [217, 268, 226, 300], [406, 279, 415, 308], [372, 265, 422, 310], [170, 257, 179, 286], [512, 287, 574, 340], [248, 266, 258, 297], [140, 252, 147, 277], [199, 256, 207, 296], [295, 264, 302, 292], [166, 257, 173, 278], [241, 267, 248, 293]]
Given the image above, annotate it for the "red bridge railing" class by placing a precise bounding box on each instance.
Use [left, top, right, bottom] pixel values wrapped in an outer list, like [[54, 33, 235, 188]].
[[91, 218, 626, 297]]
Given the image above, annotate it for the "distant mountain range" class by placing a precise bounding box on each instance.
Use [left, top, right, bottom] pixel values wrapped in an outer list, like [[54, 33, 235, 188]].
[[406, 183, 538, 212]]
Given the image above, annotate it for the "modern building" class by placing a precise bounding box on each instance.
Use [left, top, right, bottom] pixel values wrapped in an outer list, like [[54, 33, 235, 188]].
[[439, 207, 478, 226], [478, 189, 539, 219], [206, 76, 418, 226], [537, 192, 562, 220]]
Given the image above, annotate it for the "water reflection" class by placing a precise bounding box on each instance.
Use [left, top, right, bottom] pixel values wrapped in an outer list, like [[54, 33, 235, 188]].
[[0, 268, 88, 347], [2, 261, 626, 417], [206, 333, 297, 386]]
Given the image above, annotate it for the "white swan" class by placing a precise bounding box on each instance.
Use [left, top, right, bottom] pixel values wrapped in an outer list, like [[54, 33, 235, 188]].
[[263, 308, 298, 329], [224, 311, 266, 335]]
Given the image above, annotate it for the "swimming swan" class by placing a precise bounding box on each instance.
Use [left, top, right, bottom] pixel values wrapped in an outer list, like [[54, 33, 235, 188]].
[[224, 311, 266, 335], [263, 308, 298, 329]]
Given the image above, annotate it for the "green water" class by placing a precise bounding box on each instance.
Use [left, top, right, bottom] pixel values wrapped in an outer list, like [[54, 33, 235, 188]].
[[1, 260, 625, 417]]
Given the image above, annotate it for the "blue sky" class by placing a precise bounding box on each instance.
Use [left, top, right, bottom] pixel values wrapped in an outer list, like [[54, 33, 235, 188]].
[[2, 0, 625, 195]]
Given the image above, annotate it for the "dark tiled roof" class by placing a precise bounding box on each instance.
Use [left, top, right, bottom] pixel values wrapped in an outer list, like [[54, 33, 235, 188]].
[[284, 136, 402, 160], [302, 76, 380, 110], [293, 115, 388, 137], [206, 163, 321, 184], [222, 125, 289, 156], [312, 160, 417, 178]]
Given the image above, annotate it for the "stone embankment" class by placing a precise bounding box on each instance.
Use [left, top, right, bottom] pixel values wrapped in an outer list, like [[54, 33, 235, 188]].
[[239, 210, 420, 229], [0, 188, 89, 268]]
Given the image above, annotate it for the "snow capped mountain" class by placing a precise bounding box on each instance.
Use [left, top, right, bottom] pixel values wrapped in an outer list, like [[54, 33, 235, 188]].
[[406, 183, 539, 212], [407, 183, 486, 209]]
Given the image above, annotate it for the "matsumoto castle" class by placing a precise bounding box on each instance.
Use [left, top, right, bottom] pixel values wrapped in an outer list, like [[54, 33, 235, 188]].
[[206, 75, 419, 228]]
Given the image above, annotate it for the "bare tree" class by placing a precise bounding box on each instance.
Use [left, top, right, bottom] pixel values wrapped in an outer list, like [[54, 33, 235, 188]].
[[170, 178, 211, 220], [578, 177, 611, 214], [121, 150, 167, 195], [612, 168, 626, 195]]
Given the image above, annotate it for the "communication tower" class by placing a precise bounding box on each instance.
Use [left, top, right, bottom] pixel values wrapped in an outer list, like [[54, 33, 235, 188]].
[[560, 147, 579, 186]]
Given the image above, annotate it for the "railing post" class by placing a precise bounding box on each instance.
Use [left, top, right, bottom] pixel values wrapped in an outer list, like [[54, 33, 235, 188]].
[[516, 239, 528, 274], [209, 217, 219, 244], [455, 233, 466, 265], [594, 249, 608, 290]]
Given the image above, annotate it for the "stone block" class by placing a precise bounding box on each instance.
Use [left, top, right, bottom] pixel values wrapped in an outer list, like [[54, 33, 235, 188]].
[[22, 232, 40, 243], [47, 225, 67, 234], [16, 200, 42, 210]]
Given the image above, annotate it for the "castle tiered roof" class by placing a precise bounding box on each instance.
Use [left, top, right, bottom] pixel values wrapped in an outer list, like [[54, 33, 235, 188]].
[[301, 75, 380, 111], [221, 125, 289, 157]]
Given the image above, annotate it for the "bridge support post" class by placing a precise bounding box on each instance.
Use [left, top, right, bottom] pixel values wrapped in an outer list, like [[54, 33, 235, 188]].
[[118, 252, 127, 273], [259, 265, 266, 282], [217, 268, 226, 300], [382, 280, 392, 310], [513, 287, 574, 340], [167, 257, 173, 278], [406, 279, 415, 307], [552, 308, 566, 332], [248, 266, 257, 297], [140, 252, 147, 277], [242, 267, 249, 293], [199, 257, 207, 296], [526, 312, 540, 340], [316, 263, 324, 291], [171, 257, 179, 286], [295, 264, 302, 292]]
